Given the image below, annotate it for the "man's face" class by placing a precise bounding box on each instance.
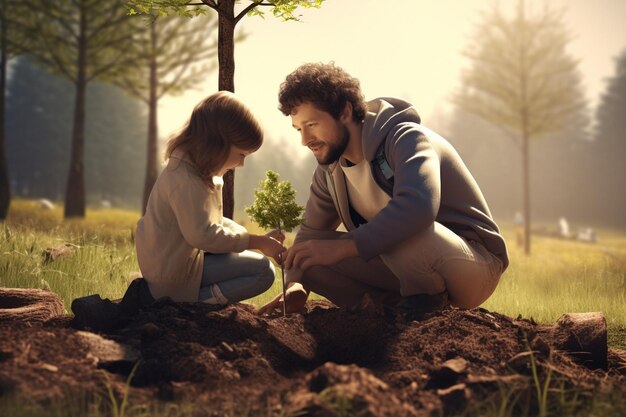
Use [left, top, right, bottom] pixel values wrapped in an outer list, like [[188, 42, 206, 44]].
[[290, 102, 349, 165]]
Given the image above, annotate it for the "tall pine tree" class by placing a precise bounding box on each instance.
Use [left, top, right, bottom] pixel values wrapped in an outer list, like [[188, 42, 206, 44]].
[[593, 49, 626, 228]]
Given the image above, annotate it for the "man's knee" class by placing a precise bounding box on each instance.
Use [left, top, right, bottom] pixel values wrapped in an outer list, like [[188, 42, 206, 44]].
[[300, 266, 328, 292]]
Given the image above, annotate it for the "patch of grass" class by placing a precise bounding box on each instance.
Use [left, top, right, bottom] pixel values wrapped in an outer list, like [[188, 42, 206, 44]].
[[482, 225, 626, 349], [452, 341, 626, 417], [459, 382, 626, 417], [1, 200, 140, 309]]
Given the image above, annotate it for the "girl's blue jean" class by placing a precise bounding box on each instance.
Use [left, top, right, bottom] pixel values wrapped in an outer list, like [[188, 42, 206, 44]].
[[199, 250, 275, 303]]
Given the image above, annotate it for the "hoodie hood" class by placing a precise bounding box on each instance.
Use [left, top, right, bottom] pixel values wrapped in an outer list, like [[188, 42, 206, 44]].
[[361, 97, 421, 162]]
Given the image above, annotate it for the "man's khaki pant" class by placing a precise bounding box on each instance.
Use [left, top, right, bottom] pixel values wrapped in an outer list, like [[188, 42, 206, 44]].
[[286, 222, 503, 309]]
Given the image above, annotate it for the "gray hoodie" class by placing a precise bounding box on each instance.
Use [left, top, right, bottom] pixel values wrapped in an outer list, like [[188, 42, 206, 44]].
[[296, 97, 509, 271]]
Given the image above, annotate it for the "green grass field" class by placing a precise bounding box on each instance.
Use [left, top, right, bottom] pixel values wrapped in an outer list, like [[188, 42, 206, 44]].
[[1, 199, 625, 349]]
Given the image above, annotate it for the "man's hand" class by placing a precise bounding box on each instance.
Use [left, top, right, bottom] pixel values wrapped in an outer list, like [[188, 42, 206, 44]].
[[283, 239, 358, 271], [257, 282, 308, 315]]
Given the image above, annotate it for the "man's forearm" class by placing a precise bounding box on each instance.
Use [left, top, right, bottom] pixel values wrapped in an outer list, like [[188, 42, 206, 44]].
[[337, 238, 358, 259]]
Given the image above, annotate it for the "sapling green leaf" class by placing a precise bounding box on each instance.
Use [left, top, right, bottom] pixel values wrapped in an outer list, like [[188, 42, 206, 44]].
[[245, 170, 304, 233], [245, 170, 304, 316]]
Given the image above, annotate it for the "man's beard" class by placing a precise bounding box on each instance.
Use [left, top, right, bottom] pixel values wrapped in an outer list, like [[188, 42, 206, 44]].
[[316, 125, 350, 165]]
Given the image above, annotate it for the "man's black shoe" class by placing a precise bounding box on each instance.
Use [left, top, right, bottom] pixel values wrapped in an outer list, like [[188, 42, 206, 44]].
[[390, 291, 450, 320]]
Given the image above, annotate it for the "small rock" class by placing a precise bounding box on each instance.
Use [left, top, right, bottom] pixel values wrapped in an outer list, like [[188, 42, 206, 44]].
[[426, 357, 468, 389], [140, 322, 162, 341], [37, 199, 55, 210], [75, 331, 140, 366], [40, 363, 58, 372], [442, 357, 468, 374], [218, 341, 238, 360], [43, 245, 76, 264], [467, 373, 528, 387]]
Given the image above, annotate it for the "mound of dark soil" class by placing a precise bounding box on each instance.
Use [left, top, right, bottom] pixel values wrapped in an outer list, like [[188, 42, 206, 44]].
[[1, 297, 625, 416]]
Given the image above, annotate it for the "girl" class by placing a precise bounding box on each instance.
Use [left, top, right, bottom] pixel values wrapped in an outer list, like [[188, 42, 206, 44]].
[[135, 91, 284, 307]]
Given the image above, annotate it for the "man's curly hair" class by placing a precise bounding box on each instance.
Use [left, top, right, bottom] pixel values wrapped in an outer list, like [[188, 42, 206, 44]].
[[278, 62, 367, 122]]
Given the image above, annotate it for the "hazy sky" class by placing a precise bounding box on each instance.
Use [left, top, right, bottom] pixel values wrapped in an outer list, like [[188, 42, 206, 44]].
[[159, 0, 626, 158]]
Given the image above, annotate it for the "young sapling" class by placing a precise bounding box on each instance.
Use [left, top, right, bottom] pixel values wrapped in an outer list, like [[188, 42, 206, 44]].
[[245, 170, 304, 315]]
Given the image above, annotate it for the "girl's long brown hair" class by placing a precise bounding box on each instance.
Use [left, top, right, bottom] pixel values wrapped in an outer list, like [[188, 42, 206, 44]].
[[165, 91, 263, 188]]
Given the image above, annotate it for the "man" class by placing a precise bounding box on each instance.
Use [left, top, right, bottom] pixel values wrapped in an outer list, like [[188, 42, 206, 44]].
[[259, 62, 509, 315]]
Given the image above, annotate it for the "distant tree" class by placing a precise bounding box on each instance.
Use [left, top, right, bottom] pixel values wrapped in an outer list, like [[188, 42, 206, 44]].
[[6, 57, 147, 207], [446, 108, 591, 226], [112, 13, 220, 214], [127, 0, 325, 219], [0, 0, 30, 219], [84, 82, 147, 208], [593, 48, 626, 227], [6, 57, 71, 200], [13, 0, 137, 218], [454, 0, 587, 254]]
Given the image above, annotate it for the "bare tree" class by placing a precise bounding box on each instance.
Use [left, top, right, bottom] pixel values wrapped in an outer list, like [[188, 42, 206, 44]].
[[111, 14, 221, 214], [454, 0, 587, 254], [127, 0, 325, 219]]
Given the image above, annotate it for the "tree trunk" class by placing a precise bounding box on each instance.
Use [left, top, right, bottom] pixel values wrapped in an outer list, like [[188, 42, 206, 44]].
[[522, 131, 531, 255], [217, 0, 236, 219], [0, 5, 11, 220], [64, 8, 87, 218], [545, 312, 608, 370], [143, 24, 159, 215]]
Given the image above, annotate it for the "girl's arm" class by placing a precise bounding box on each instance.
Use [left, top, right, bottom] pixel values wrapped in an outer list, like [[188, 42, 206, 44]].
[[169, 175, 249, 253]]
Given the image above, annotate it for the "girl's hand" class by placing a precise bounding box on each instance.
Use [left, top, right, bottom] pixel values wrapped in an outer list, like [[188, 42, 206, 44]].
[[265, 229, 285, 244], [249, 235, 285, 264]]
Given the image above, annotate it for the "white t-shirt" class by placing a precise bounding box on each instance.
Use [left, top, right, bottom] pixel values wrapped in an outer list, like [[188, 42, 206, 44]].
[[339, 157, 390, 221]]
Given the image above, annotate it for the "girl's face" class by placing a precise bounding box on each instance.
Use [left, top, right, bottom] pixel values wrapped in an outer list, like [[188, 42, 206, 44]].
[[217, 145, 252, 176]]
